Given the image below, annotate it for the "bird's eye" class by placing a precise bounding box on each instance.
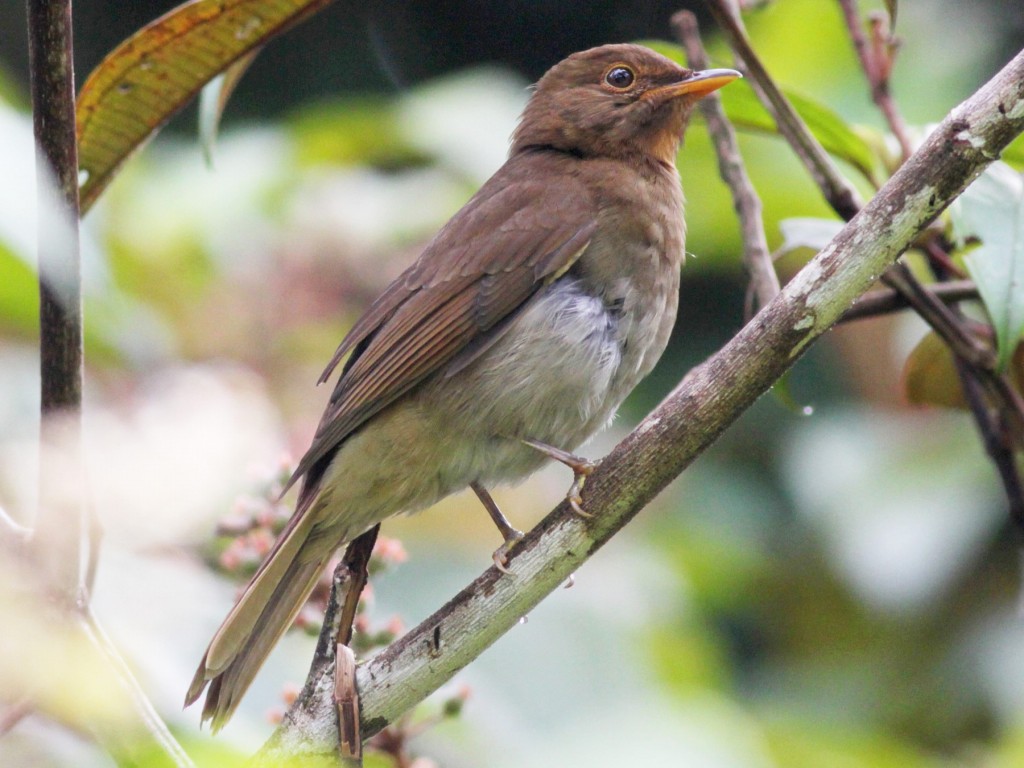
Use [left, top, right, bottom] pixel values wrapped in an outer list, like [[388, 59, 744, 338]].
[[604, 66, 635, 89]]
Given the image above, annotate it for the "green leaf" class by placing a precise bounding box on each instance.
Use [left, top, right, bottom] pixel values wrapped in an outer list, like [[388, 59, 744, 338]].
[[0, 243, 39, 334], [287, 97, 422, 168], [771, 371, 816, 416], [766, 720, 936, 768], [1003, 132, 1024, 171], [0, 62, 27, 110], [720, 81, 882, 185], [950, 161, 1024, 372], [76, 0, 337, 214]]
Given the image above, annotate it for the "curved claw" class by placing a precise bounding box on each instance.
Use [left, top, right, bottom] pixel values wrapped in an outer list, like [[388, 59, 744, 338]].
[[568, 492, 592, 518], [492, 529, 525, 574], [567, 459, 596, 518], [518, 438, 598, 518]]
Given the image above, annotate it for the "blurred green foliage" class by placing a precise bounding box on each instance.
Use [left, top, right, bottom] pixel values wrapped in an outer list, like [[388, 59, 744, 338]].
[[3, 0, 1024, 766]]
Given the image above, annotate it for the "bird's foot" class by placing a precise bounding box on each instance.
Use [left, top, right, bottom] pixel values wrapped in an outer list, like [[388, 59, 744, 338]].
[[471, 481, 524, 573], [492, 529, 526, 574], [519, 439, 597, 518]]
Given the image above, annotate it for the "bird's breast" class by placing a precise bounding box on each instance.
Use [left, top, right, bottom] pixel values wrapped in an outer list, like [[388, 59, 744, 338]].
[[573, 157, 685, 384], [410, 156, 685, 490]]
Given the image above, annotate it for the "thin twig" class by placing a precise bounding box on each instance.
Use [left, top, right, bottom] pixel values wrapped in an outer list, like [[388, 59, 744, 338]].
[[672, 10, 780, 316], [921, 237, 968, 278], [712, 0, 1024, 446], [839, 0, 1024, 505], [84, 497, 103, 596], [847, 0, 1024, 447], [264, 527, 380, 767], [880, 263, 995, 370], [709, 0, 949, 346], [956, 358, 1024, 530], [881, 264, 1024, 443], [0, 505, 31, 544], [5, 606, 195, 764], [838, 0, 915, 162], [333, 528, 378, 765], [706, 1, 983, 356], [80, 607, 195, 768], [705, 0, 864, 219], [840, 280, 978, 322], [0, 697, 33, 736], [335, 526, 379, 648]]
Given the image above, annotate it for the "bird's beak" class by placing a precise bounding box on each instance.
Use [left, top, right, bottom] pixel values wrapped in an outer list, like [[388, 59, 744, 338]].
[[650, 68, 742, 100]]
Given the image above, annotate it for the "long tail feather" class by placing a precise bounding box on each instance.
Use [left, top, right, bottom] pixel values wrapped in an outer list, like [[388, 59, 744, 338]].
[[185, 489, 336, 731], [188, 556, 325, 731]]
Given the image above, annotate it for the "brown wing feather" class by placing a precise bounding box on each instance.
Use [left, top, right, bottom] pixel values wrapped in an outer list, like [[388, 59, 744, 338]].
[[285, 159, 597, 492]]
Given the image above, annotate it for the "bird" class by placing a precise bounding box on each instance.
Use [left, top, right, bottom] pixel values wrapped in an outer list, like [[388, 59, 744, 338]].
[[186, 43, 739, 730]]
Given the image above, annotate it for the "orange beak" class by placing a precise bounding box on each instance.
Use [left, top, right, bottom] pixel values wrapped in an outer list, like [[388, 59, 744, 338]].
[[651, 67, 742, 100]]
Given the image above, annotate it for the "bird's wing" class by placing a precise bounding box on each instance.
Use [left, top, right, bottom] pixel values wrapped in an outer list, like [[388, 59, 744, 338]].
[[285, 168, 596, 491]]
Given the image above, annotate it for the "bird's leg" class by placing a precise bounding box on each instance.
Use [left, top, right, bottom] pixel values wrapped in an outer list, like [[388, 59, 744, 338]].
[[519, 438, 596, 518], [471, 481, 524, 573]]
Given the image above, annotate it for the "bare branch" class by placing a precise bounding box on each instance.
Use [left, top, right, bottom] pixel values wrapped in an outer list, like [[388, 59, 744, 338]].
[[672, 10, 780, 316], [0, 505, 31, 546], [79, 608, 196, 767], [710, 0, 1024, 449], [838, 0, 915, 162], [880, 263, 995, 369], [840, 280, 978, 322], [0, 698, 33, 736], [705, 0, 864, 219], [956, 359, 1024, 528]]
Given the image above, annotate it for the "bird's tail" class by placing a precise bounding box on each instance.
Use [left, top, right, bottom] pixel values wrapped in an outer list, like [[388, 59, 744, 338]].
[[185, 503, 330, 732]]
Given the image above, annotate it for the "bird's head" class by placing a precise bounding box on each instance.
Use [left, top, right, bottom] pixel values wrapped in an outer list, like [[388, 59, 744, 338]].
[[512, 43, 739, 167]]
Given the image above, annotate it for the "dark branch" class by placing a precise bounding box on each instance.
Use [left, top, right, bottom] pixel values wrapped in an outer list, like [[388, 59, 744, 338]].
[[839, 280, 978, 322], [705, 0, 864, 219], [26, 0, 85, 596], [837, 0, 915, 163], [672, 10, 780, 317]]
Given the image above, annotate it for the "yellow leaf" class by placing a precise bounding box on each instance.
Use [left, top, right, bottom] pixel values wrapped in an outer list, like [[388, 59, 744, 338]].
[[903, 329, 1024, 409], [76, 0, 335, 214], [902, 331, 967, 409]]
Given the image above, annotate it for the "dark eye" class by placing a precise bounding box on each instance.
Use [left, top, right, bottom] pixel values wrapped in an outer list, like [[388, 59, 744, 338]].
[[604, 66, 635, 89]]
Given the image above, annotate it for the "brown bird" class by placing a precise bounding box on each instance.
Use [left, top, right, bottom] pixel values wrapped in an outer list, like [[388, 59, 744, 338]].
[[186, 43, 739, 730]]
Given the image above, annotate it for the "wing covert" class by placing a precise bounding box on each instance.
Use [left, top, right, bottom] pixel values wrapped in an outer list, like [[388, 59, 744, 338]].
[[287, 165, 597, 491]]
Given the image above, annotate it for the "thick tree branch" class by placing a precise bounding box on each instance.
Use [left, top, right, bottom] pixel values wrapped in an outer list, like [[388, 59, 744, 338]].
[[712, 0, 1024, 450], [836, 0, 1024, 464], [258, 46, 1024, 764]]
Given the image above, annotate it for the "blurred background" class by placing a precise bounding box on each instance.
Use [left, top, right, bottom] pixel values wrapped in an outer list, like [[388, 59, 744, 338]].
[[2, 0, 1024, 765]]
